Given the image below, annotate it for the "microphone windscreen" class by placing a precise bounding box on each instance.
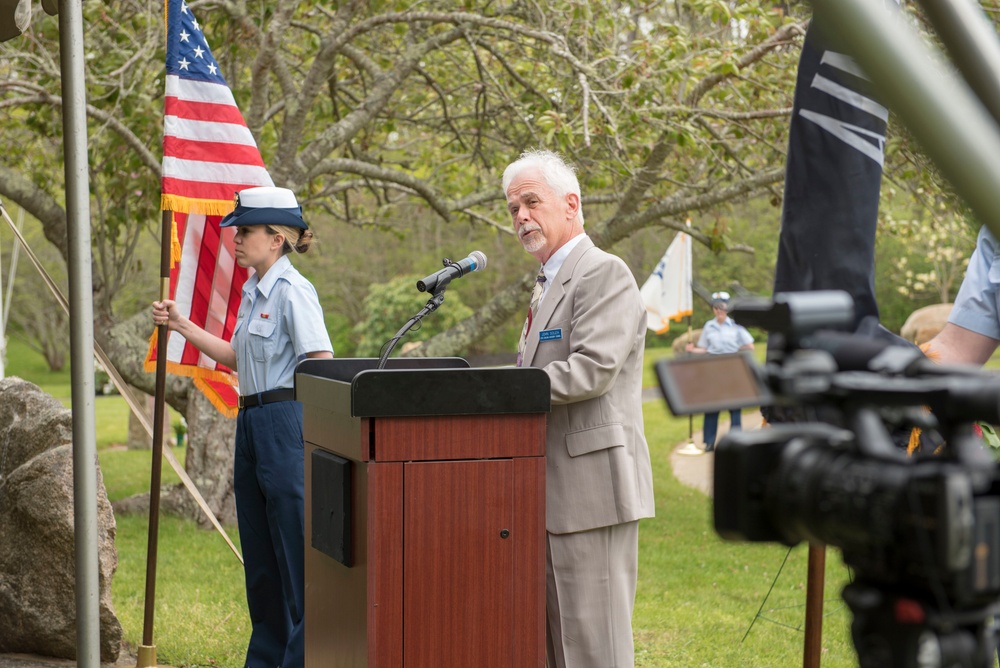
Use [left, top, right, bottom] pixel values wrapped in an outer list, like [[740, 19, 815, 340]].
[[469, 250, 487, 271]]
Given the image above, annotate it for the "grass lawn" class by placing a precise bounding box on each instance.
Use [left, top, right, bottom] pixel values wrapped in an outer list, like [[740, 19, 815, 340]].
[[113, 513, 248, 666], [635, 401, 856, 667], [10, 334, 993, 666], [4, 337, 240, 665]]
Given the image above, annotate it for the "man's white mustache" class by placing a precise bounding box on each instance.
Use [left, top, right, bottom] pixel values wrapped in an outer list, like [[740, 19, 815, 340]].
[[519, 225, 541, 239]]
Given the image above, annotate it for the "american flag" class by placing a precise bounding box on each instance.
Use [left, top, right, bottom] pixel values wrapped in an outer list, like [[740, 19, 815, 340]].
[[145, 0, 274, 416]]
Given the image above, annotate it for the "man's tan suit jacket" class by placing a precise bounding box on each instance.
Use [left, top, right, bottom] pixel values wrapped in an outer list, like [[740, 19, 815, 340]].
[[522, 235, 656, 534]]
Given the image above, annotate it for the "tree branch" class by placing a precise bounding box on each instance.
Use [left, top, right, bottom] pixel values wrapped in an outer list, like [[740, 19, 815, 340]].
[[0, 86, 161, 175], [0, 163, 68, 261], [306, 158, 452, 221], [418, 168, 785, 358]]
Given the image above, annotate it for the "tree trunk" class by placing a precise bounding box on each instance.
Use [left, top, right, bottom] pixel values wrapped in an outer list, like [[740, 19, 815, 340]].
[[104, 312, 237, 526], [125, 385, 171, 450], [171, 390, 237, 528]]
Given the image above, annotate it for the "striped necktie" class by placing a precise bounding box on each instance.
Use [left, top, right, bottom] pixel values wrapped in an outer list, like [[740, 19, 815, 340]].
[[516, 269, 546, 367]]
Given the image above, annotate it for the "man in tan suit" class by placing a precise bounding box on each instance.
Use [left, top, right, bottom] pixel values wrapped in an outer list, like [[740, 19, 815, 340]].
[[504, 149, 655, 668]]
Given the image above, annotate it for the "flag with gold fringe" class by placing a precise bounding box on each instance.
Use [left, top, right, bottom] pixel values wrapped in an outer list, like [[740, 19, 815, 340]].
[[145, 0, 275, 416], [640, 231, 693, 334]]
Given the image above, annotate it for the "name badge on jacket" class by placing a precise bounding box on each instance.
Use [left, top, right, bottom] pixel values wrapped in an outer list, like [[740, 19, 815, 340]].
[[539, 328, 563, 342]]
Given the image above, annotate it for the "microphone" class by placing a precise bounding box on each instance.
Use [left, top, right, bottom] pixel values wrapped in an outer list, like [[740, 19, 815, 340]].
[[416, 251, 487, 293]]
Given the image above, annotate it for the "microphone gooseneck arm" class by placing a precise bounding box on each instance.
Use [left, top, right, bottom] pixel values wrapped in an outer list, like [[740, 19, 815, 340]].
[[376, 291, 446, 370], [381, 250, 485, 368]]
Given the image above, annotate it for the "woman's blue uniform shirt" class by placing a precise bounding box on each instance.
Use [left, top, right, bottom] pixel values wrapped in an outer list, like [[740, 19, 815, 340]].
[[231, 254, 333, 394], [697, 317, 754, 354]]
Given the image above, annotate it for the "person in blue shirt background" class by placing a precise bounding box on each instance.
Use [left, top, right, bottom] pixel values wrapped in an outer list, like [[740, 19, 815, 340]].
[[685, 291, 754, 453], [153, 186, 333, 668], [927, 225, 1000, 365]]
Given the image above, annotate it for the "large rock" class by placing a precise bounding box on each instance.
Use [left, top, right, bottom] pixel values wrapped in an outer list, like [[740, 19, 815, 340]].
[[900, 303, 953, 345], [0, 377, 122, 662], [671, 328, 703, 356]]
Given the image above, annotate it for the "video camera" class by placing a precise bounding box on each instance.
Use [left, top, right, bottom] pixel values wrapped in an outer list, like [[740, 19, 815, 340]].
[[656, 291, 1000, 668]]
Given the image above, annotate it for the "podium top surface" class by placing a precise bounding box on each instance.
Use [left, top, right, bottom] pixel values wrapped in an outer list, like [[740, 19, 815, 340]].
[[295, 358, 550, 417]]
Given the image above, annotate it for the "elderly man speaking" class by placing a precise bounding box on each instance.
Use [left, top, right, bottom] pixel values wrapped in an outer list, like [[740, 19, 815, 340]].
[[504, 149, 655, 668]]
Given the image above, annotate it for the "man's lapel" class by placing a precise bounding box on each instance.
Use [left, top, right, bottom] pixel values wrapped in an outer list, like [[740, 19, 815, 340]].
[[524, 236, 594, 367]]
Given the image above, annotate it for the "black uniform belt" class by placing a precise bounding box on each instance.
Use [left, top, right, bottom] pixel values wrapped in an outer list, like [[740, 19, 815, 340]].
[[238, 388, 295, 409]]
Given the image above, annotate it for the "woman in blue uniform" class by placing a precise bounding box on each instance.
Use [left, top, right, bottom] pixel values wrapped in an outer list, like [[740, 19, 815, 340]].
[[685, 291, 754, 453], [153, 186, 333, 668]]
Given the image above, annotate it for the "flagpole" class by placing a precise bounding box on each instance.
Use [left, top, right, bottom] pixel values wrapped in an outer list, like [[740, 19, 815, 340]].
[[138, 209, 172, 668], [686, 315, 694, 447], [682, 226, 694, 449]]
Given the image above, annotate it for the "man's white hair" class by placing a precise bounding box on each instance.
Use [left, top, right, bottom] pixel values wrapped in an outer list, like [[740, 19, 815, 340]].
[[502, 149, 585, 225]]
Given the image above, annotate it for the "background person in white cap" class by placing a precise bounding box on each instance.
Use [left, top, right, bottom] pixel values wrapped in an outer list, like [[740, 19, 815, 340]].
[[152, 186, 333, 668], [685, 291, 754, 452]]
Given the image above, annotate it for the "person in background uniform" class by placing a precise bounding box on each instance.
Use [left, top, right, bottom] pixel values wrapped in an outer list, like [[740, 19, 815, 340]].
[[685, 292, 755, 452], [153, 186, 333, 668], [505, 149, 655, 668]]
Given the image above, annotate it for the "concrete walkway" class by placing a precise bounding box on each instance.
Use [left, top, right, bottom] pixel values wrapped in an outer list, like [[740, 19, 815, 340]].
[[666, 407, 764, 498]]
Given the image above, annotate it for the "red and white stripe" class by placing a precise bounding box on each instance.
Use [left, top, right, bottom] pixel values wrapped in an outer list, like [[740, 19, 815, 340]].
[[167, 212, 246, 378], [148, 71, 274, 412], [162, 74, 273, 202]]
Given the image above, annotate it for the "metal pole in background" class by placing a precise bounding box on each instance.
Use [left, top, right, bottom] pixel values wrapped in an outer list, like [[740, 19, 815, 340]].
[[0, 207, 23, 382], [687, 316, 694, 446], [3, 207, 22, 331], [810, 0, 1000, 242], [915, 0, 1000, 129], [57, 0, 100, 663]]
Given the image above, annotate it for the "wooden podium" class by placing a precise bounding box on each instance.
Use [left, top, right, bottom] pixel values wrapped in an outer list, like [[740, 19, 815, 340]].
[[296, 358, 550, 667]]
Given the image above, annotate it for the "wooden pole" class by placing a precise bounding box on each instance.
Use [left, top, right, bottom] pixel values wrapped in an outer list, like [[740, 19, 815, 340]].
[[803, 543, 826, 668], [686, 315, 694, 445], [138, 210, 172, 668]]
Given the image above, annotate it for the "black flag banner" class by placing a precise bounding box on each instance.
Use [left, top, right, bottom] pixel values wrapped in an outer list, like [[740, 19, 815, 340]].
[[768, 8, 924, 445], [772, 13, 901, 338]]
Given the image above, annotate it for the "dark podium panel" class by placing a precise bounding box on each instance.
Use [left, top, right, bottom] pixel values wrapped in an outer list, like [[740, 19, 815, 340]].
[[296, 358, 550, 667]]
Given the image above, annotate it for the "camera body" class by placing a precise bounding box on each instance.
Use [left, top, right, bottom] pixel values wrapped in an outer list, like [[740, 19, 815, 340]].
[[657, 291, 1000, 668]]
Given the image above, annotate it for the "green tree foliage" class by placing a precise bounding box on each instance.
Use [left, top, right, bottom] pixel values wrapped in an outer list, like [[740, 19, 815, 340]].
[[0, 0, 809, 357], [0, 0, 164, 331], [0, 0, 982, 362], [353, 274, 472, 357], [884, 208, 975, 305]]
